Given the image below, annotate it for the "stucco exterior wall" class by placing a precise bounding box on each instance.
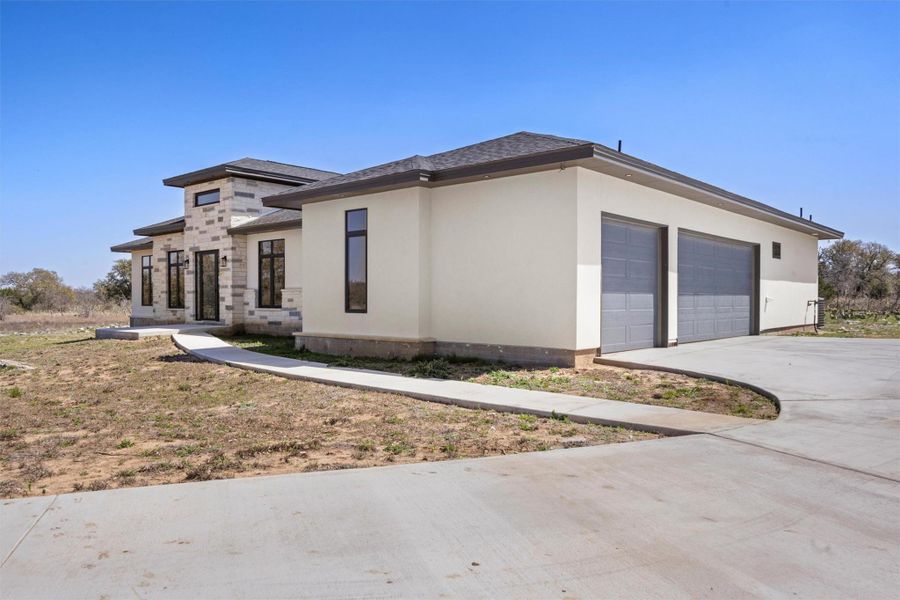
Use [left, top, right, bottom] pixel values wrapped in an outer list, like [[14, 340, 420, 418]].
[[428, 169, 578, 349], [575, 167, 819, 348], [243, 228, 303, 335], [301, 187, 432, 340]]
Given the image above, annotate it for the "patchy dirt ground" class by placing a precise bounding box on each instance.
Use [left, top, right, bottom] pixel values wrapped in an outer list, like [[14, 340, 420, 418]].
[[0, 311, 127, 334], [227, 335, 777, 420], [0, 332, 658, 498]]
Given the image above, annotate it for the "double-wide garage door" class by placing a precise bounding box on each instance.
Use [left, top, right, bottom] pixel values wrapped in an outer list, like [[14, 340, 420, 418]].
[[677, 232, 754, 343]]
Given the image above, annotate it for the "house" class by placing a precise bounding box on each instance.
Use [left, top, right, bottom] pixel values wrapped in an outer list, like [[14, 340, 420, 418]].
[[112, 132, 843, 366]]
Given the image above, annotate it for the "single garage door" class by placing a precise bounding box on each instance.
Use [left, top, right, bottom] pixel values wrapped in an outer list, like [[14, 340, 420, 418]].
[[601, 218, 660, 353], [678, 232, 754, 343]]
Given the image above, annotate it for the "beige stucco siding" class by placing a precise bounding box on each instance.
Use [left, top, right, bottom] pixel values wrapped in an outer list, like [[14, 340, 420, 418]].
[[428, 169, 578, 349], [301, 187, 431, 340], [575, 167, 819, 348]]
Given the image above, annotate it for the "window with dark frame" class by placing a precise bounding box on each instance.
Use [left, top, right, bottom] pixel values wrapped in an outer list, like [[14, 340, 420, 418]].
[[141, 255, 153, 306], [772, 241, 782, 259], [194, 189, 220, 207], [167, 250, 185, 308], [258, 239, 285, 308], [345, 209, 367, 313]]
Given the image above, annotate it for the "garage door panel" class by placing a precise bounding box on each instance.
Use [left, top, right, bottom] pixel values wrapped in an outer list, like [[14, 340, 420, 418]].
[[678, 233, 754, 344], [601, 219, 660, 354]]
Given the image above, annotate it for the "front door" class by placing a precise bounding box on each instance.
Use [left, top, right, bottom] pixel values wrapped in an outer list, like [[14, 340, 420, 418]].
[[195, 250, 219, 322]]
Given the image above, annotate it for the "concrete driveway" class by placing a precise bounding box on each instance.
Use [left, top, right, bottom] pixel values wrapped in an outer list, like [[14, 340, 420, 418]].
[[2, 337, 898, 598]]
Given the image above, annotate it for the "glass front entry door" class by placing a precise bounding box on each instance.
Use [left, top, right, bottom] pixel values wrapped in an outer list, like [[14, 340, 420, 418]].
[[195, 250, 219, 322]]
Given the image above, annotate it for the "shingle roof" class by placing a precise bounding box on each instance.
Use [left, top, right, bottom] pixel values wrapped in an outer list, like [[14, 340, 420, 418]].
[[227, 209, 302, 234], [133, 216, 185, 236], [111, 237, 152, 253], [267, 132, 588, 197], [262, 131, 843, 240], [163, 158, 340, 188]]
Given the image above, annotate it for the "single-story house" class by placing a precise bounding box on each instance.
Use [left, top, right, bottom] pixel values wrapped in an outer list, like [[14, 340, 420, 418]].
[[112, 132, 842, 366]]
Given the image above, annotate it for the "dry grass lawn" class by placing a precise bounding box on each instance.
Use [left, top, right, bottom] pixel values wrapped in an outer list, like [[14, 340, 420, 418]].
[[0, 310, 128, 334], [228, 335, 777, 420], [0, 332, 659, 499]]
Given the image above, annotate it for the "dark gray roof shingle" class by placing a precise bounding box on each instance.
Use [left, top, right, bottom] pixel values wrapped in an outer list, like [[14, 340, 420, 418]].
[[111, 237, 152, 253], [227, 209, 302, 234], [133, 216, 185, 236], [164, 158, 341, 188], [267, 132, 587, 196]]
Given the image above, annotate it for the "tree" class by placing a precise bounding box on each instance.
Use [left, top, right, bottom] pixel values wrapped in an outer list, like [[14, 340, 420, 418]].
[[818, 239, 899, 311], [93, 259, 131, 304], [0, 268, 75, 311]]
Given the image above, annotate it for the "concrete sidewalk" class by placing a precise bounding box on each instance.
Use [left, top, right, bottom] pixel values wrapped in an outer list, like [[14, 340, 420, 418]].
[[172, 331, 761, 436], [96, 322, 230, 340]]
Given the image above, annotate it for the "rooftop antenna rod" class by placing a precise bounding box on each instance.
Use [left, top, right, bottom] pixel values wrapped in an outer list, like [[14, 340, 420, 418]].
[[617, 140, 622, 152]]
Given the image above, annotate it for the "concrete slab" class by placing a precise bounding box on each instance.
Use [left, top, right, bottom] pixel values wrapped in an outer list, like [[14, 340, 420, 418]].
[[172, 332, 760, 436], [0, 496, 55, 565], [95, 323, 230, 340], [1, 436, 897, 599]]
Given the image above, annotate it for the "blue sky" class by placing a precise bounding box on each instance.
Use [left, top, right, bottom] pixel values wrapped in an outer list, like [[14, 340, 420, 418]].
[[1, 1, 898, 287]]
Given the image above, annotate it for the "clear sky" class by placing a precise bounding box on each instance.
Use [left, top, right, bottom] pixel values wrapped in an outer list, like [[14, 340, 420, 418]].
[[1, 1, 898, 287]]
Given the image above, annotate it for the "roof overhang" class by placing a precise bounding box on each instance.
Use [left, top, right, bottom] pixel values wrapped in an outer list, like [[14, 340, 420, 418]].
[[133, 217, 185, 237], [262, 143, 842, 240], [111, 238, 152, 253], [163, 165, 318, 188], [227, 218, 302, 235]]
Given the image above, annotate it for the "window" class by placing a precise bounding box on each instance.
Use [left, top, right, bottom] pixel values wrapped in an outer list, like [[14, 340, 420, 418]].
[[772, 241, 782, 260], [345, 209, 367, 313], [258, 239, 285, 308], [194, 189, 220, 207], [167, 251, 185, 308], [141, 255, 153, 306]]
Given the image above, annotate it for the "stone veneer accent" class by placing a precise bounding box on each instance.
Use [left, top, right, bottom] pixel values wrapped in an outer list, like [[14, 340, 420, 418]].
[[181, 177, 297, 327], [243, 287, 303, 336]]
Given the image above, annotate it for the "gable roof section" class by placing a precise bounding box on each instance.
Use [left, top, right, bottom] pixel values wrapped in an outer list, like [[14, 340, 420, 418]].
[[163, 158, 341, 188], [262, 131, 843, 240], [111, 237, 152, 253], [227, 209, 302, 234], [133, 216, 186, 237]]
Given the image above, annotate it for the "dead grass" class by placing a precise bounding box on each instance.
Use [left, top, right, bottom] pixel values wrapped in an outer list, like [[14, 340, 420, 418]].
[[0, 310, 128, 334], [791, 314, 900, 339], [0, 332, 658, 498], [227, 335, 777, 420]]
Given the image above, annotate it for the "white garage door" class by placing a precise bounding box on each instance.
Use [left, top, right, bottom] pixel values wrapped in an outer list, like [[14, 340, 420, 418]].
[[678, 232, 754, 343], [601, 218, 660, 353]]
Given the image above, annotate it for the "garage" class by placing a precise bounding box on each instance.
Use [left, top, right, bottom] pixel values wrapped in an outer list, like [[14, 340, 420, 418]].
[[677, 232, 756, 343], [600, 217, 662, 353]]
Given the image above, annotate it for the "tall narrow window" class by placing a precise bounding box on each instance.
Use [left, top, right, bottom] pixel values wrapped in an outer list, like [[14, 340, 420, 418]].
[[259, 239, 285, 308], [141, 255, 153, 306], [345, 209, 367, 313], [167, 250, 185, 308]]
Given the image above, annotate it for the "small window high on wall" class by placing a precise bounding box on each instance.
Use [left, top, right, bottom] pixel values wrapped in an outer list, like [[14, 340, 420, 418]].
[[141, 255, 152, 306], [345, 209, 367, 313]]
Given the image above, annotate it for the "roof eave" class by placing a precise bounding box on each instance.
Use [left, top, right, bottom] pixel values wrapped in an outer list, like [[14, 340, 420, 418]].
[[226, 219, 302, 235], [261, 145, 597, 209], [111, 239, 153, 253], [163, 165, 317, 188], [587, 148, 844, 240]]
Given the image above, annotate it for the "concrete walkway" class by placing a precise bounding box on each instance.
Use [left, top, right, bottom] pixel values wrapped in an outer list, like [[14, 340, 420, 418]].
[[2, 337, 898, 598], [95, 322, 229, 340], [172, 331, 760, 435]]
